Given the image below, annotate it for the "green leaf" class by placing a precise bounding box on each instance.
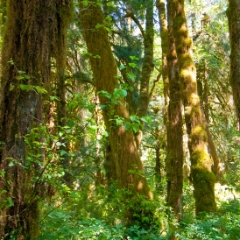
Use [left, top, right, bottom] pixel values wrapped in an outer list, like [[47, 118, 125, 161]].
[[124, 124, 131, 131], [68, 120, 75, 128], [8, 162, 14, 167], [127, 72, 136, 81], [107, 2, 114, 7], [113, 88, 127, 99], [60, 150, 68, 156], [98, 90, 111, 99], [128, 62, 137, 68], [6, 197, 14, 207], [0, 189, 7, 195], [115, 118, 123, 126], [16, 76, 25, 80], [132, 123, 139, 133], [35, 86, 48, 94], [93, 55, 101, 59], [140, 116, 152, 124], [19, 84, 33, 91], [119, 65, 126, 70], [50, 95, 59, 101], [129, 56, 139, 61], [95, 23, 102, 29], [130, 115, 139, 123]]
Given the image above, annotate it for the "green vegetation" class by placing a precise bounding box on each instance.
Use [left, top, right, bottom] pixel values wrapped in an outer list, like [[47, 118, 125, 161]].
[[0, 0, 239, 239]]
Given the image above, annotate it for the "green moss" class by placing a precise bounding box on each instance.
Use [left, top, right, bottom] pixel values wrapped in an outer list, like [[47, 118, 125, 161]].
[[191, 125, 207, 142], [191, 146, 208, 165], [179, 71, 193, 87], [173, 14, 185, 32], [183, 37, 192, 47], [192, 167, 216, 183]]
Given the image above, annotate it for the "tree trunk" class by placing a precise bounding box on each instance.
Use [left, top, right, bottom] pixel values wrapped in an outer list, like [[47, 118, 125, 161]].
[[200, 61, 220, 176], [137, 0, 154, 118], [227, 0, 240, 130], [169, 0, 216, 215], [156, 0, 169, 121], [157, 0, 184, 219], [0, 1, 71, 238], [55, 1, 73, 186], [163, 0, 184, 220], [197, 61, 220, 177], [79, 0, 154, 226], [135, 0, 154, 150]]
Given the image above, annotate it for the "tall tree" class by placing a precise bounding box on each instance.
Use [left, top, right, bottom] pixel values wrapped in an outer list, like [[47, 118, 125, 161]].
[[0, 0, 72, 238], [227, 0, 240, 130], [136, 0, 154, 147], [79, 0, 154, 226], [168, 0, 216, 215], [158, 0, 184, 219], [55, 1, 73, 185]]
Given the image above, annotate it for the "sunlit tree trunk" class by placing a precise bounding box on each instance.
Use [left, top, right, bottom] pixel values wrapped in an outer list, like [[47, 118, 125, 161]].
[[197, 61, 220, 176], [79, 0, 154, 226], [156, 0, 169, 191], [227, 0, 240, 130], [169, 0, 216, 215], [156, 0, 169, 117], [160, 0, 184, 219]]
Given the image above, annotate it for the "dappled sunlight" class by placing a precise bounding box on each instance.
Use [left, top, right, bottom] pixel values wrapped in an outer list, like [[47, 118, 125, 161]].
[[215, 183, 239, 202]]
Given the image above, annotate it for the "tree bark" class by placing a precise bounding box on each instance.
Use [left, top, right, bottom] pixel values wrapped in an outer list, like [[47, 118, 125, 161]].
[[227, 0, 240, 130], [168, 0, 216, 215], [55, 1, 73, 186], [79, 0, 154, 226], [161, 0, 184, 219], [134, 0, 154, 151], [136, 0, 154, 118], [156, 0, 170, 119], [0, 1, 71, 238]]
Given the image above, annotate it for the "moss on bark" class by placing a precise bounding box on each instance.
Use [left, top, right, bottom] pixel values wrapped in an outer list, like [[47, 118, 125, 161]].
[[169, 0, 216, 215], [78, 0, 154, 226], [0, 0, 72, 238]]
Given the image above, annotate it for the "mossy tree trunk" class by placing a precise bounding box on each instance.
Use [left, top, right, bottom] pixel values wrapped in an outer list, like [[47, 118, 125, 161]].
[[169, 0, 216, 215], [197, 61, 220, 176], [0, 0, 71, 238], [161, 0, 184, 219], [227, 0, 240, 130], [79, 0, 154, 226]]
